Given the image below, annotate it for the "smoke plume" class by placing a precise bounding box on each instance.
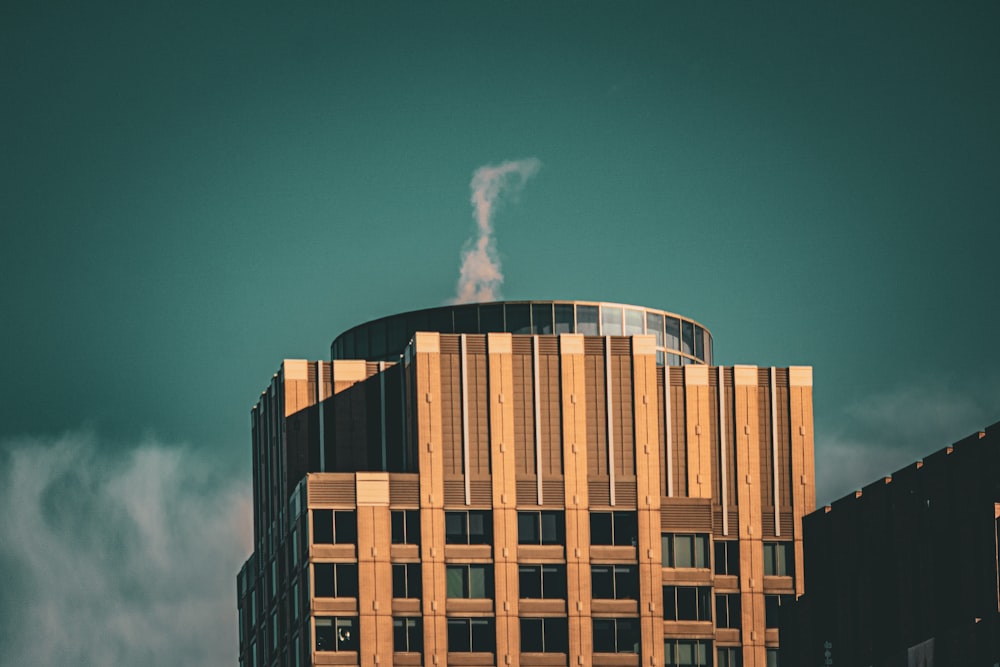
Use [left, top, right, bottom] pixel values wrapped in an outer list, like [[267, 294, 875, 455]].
[[453, 158, 541, 304]]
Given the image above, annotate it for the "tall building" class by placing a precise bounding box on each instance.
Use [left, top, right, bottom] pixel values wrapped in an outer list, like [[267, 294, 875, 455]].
[[782, 421, 1000, 667], [236, 300, 815, 667]]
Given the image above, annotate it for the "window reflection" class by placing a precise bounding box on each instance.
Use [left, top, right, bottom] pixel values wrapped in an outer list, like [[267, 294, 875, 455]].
[[682, 321, 694, 355], [576, 306, 599, 335], [646, 312, 664, 347], [531, 303, 553, 334], [624, 309, 643, 335], [554, 304, 574, 334], [505, 303, 531, 334], [665, 317, 680, 350], [601, 306, 623, 335]]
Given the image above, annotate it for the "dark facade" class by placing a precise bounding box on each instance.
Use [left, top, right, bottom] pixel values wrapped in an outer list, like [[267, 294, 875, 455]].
[[237, 301, 815, 667], [782, 421, 1000, 667]]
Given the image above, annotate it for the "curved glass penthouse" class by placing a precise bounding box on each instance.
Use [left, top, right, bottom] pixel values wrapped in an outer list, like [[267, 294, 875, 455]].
[[332, 300, 713, 366]]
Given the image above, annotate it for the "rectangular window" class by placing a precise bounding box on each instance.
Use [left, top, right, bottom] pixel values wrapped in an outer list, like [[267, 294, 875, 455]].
[[665, 317, 681, 349], [520, 617, 568, 653], [312, 510, 357, 544], [591, 564, 639, 600], [446, 564, 493, 598], [576, 305, 599, 335], [592, 618, 640, 653], [392, 563, 422, 599], [763, 542, 793, 576], [601, 306, 623, 335], [765, 594, 794, 629], [531, 303, 553, 334], [554, 304, 574, 334], [682, 321, 694, 354], [315, 617, 358, 652], [518, 564, 566, 599], [518, 510, 565, 545], [715, 593, 741, 628], [663, 586, 712, 621], [590, 511, 638, 546], [393, 617, 422, 652], [714, 541, 740, 576], [391, 510, 421, 545], [447, 618, 495, 652], [665, 639, 711, 666], [718, 646, 742, 667], [767, 648, 779, 667], [625, 309, 644, 335], [445, 510, 492, 545], [662, 533, 709, 568], [647, 312, 665, 347], [314, 563, 358, 598]]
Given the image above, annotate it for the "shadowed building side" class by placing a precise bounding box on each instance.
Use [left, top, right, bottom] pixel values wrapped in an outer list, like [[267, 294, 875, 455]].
[[782, 422, 1000, 667]]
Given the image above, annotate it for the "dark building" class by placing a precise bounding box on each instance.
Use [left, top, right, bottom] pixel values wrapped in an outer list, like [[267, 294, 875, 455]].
[[236, 300, 815, 667], [782, 421, 1000, 667]]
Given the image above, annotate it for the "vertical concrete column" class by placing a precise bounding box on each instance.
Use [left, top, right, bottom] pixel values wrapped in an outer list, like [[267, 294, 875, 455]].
[[733, 366, 766, 667], [631, 336, 665, 667], [282, 359, 311, 415], [356, 473, 393, 667], [487, 333, 520, 667], [788, 366, 815, 597], [684, 365, 713, 499], [559, 334, 593, 662], [413, 333, 448, 665]]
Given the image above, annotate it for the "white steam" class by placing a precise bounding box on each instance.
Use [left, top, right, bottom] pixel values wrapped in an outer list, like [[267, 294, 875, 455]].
[[453, 158, 541, 304], [0, 432, 251, 667]]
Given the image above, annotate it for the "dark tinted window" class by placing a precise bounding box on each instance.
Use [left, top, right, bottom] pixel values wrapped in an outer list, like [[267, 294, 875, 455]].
[[554, 304, 574, 333]]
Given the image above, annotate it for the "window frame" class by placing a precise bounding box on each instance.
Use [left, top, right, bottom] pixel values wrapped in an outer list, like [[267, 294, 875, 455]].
[[714, 540, 740, 576], [591, 564, 640, 601], [444, 510, 493, 545], [715, 592, 741, 629], [662, 533, 710, 568], [718, 646, 743, 667], [592, 617, 640, 654], [763, 542, 793, 576], [518, 563, 567, 600], [446, 563, 494, 599], [314, 616, 359, 652], [391, 509, 421, 545], [520, 617, 569, 653], [664, 638, 711, 667], [662, 585, 712, 622], [517, 510, 566, 545], [392, 562, 422, 599], [590, 511, 639, 546], [393, 617, 423, 653], [312, 509, 357, 545], [446, 617, 496, 653], [313, 562, 359, 598]]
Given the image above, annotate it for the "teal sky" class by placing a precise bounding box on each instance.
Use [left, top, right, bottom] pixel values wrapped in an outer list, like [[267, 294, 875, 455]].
[[2, 2, 999, 664]]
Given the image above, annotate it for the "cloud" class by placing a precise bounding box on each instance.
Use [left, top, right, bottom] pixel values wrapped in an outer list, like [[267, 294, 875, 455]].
[[453, 158, 541, 304], [0, 432, 251, 667], [815, 379, 1000, 505]]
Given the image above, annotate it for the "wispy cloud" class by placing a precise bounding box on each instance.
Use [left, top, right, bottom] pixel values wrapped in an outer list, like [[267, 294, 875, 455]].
[[0, 432, 251, 667], [815, 379, 1000, 505], [453, 158, 541, 304]]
